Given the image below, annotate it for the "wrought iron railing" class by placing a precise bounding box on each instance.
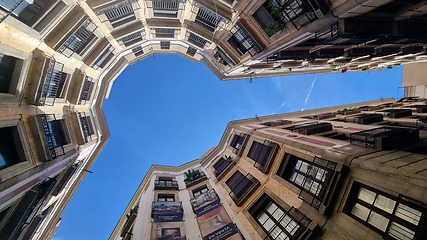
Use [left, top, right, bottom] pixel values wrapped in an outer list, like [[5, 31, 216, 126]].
[[39, 60, 65, 106], [78, 112, 94, 143], [0, 0, 26, 24], [40, 115, 65, 159], [153, 0, 179, 11], [78, 77, 93, 105], [195, 5, 223, 31], [121, 31, 144, 47], [58, 19, 96, 57], [187, 32, 208, 48], [154, 180, 179, 190]]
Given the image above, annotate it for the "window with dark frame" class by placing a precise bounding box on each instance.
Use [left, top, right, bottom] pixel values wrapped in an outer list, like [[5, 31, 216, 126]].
[[249, 194, 311, 240], [0, 53, 23, 94], [247, 140, 277, 173], [192, 185, 209, 197], [0, 126, 25, 170], [157, 194, 175, 202], [344, 182, 427, 240], [0, 0, 58, 28], [277, 154, 337, 210], [212, 157, 232, 177], [227, 25, 261, 56], [226, 171, 259, 205], [160, 41, 170, 49]]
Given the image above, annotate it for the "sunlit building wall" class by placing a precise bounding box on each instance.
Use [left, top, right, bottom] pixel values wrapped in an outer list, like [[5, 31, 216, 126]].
[[1, 0, 427, 239], [112, 98, 427, 240]]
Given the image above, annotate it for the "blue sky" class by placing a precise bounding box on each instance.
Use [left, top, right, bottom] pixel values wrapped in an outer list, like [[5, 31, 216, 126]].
[[53, 54, 403, 239]]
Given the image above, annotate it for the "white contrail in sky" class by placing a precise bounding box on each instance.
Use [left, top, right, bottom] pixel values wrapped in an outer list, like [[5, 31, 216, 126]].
[[301, 75, 318, 111]]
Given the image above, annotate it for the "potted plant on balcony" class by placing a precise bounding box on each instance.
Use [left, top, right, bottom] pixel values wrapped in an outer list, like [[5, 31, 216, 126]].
[[184, 169, 201, 184]]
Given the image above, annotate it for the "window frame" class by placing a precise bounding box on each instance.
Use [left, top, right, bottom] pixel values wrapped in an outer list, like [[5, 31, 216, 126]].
[[344, 182, 427, 240]]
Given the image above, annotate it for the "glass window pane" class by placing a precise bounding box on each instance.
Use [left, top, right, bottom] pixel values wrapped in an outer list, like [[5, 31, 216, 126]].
[[395, 203, 422, 225], [388, 221, 415, 240], [374, 194, 396, 214], [351, 203, 370, 221], [257, 212, 269, 225], [358, 188, 376, 204], [263, 218, 275, 232], [266, 202, 278, 214], [272, 207, 284, 221], [367, 211, 389, 232]]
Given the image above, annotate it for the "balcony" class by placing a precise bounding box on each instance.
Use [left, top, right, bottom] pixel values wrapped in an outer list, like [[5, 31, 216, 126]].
[[40, 115, 66, 159], [78, 113, 94, 143], [213, 47, 235, 69], [184, 170, 207, 188], [346, 113, 384, 124], [78, 77, 94, 105], [152, 0, 180, 18], [151, 201, 183, 222], [57, 18, 97, 57], [121, 206, 138, 238], [154, 180, 178, 190], [286, 122, 333, 135], [120, 31, 144, 47], [97, 0, 137, 28], [37, 59, 67, 106], [227, 172, 259, 206], [195, 5, 223, 32], [212, 157, 235, 180], [51, 163, 79, 196], [381, 108, 412, 118], [187, 32, 208, 48], [230, 133, 248, 156], [350, 126, 419, 150], [408, 105, 427, 113]]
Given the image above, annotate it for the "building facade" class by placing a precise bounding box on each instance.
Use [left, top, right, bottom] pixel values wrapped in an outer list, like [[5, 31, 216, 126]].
[[111, 96, 427, 240], [1, 0, 427, 239]]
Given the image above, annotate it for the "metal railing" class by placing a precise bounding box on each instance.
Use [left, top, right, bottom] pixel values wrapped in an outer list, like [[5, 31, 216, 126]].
[[39, 59, 65, 106], [154, 180, 178, 189], [153, 0, 179, 11], [229, 173, 259, 206], [121, 31, 144, 47], [78, 77, 93, 105], [187, 32, 208, 48], [78, 112, 94, 143], [40, 115, 65, 159], [0, 0, 26, 24], [195, 5, 222, 31], [58, 19, 96, 57]]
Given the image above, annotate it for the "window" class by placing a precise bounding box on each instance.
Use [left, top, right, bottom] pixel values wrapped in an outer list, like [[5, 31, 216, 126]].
[[226, 171, 259, 206], [346, 113, 384, 124], [155, 177, 178, 190], [230, 133, 246, 150], [381, 109, 412, 118], [58, 19, 97, 57], [78, 113, 94, 143], [92, 45, 114, 70], [0, 53, 23, 94], [192, 186, 209, 197], [40, 60, 69, 106], [247, 140, 277, 173], [160, 41, 170, 49], [0, 126, 25, 170], [98, 1, 136, 28], [345, 183, 427, 240], [277, 155, 337, 210], [120, 31, 144, 47], [187, 32, 208, 48], [0, 0, 58, 27], [158, 194, 175, 202], [152, 0, 179, 18], [186, 46, 197, 56], [195, 5, 222, 31], [132, 46, 144, 56], [78, 77, 94, 105], [40, 115, 69, 159], [212, 157, 233, 178], [249, 194, 311, 239], [227, 25, 261, 56], [155, 28, 175, 38]]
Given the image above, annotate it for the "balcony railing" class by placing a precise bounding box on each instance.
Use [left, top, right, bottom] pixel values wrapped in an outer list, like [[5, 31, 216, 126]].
[[0, 0, 25, 23], [154, 180, 178, 190], [58, 19, 97, 57], [120, 31, 144, 47], [187, 32, 208, 48], [230, 133, 247, 156], [97, 0, 137, 28], [195, 5, 223, 31], [78, 112, 94, 143], [78, 77, 94, 105], [350, 126, 419, 150], [213, 157, 235, 180], [39, 59, 66, 106], [121, 206, 138, 238], [228, 173, 259, 206], [40, 115, 65, 159], [184, 171, 207, 187]]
